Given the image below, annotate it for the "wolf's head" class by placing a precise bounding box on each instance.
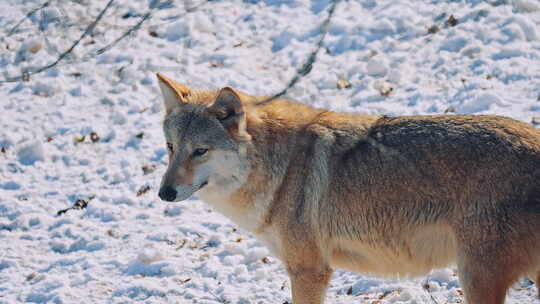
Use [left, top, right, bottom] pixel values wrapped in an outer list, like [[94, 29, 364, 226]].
[[156, 73, 251, 202]]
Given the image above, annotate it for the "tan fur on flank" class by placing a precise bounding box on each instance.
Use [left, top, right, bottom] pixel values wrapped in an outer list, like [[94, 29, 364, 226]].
[[156, 74, 540, 304]]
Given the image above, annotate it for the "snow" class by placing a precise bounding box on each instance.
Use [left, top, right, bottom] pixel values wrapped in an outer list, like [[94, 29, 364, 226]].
[[366, 57, 389, 77], [513, 0, 540, 13], [458, 92, 503, 114], [17, 140, 45, 166], [124, 249, 176, 277], [1, 0, 540, 303], [166, 21, 191, 42]]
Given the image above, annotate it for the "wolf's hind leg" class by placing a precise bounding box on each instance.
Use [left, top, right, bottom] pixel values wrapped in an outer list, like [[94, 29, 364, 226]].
[[457, 250, 520, 304]]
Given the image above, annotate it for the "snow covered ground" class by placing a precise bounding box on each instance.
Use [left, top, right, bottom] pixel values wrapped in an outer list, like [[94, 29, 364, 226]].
[[1, 0, 540, 303]]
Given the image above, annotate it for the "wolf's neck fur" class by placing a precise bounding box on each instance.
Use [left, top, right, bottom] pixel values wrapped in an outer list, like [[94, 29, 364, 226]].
[[230, 101, 330, 231], [197, 99, 325, 233]]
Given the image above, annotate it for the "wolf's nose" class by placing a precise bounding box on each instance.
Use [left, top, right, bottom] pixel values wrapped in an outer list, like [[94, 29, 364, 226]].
[[159, 186, 177, 202]]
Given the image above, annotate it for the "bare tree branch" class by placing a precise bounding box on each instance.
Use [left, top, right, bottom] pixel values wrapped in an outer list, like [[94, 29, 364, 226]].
[[1, 0, 332, 91], [256, 0, 341, 106], [0, 0, 115, 84], [1, 0, 209, 84], [95, 10, 153, 56], [6, 1, 51, 37]]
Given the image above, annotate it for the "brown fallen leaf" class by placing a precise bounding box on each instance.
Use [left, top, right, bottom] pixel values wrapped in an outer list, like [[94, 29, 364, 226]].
[[210, 62, 224, 68], [90, 132, 100, 142], [139, 107, 149, 113], [107, 229, 121, 238], [427, 25, 440, 34], [74, 135, 85, 143], [142, 164, 157, 175], [176, 239, 187, 250], [26, 272, 37, 281], [137, 185, 151, 196], [447, 15, 458, 27], [337, 79, 352, 89], [28, 43, 42, 54], [381, 86, 393, 97]]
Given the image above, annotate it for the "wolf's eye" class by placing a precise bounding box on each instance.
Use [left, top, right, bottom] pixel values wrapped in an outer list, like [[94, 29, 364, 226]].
[[167, 142, 173, 153], [193, 148, 208, 157]]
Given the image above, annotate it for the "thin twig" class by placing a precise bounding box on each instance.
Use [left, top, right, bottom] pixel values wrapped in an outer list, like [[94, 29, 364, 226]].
[[422, 279, 442, 304], [7, 1, 51, 36], [1, 0, 207, 83], [207, 288, 230, 304], [256, 0, 340, 106], [94, 0, 169, 56], [0, 0, 115, 84], [90, 0, 208, 57], [96, 12, 152, 56]]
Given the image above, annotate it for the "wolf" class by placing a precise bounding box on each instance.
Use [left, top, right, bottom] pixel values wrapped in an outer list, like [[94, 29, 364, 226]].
[[156, 73, 540, 304]]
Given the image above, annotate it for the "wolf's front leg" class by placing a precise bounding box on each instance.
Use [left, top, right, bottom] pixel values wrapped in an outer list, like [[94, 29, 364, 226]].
[[285, 250, 333, 304]]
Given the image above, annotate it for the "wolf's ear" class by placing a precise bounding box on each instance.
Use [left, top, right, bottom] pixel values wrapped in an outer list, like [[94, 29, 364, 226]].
[[208, 87, 247, 136], [156, 73, 190, 114]]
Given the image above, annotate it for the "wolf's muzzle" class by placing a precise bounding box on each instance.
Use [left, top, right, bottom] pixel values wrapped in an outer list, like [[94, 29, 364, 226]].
[[158, 185, 177, 202]]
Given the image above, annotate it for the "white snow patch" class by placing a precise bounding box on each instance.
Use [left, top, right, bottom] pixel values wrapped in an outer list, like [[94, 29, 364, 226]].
[[514, 15, 538, 41], [440, 36, 468, 53], [166, 21, 190, 41], [125, 249, 175, 277], [512, 0, 540, 12], [429, 268, 454, 283], [366, 58, 389, 77], [458, 93, 503, 114], [17, 140, 45, 165]]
